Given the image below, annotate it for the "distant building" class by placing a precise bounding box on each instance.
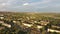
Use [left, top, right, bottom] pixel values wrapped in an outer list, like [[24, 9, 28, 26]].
[[47, 29, 60, 33], [0, 21, 11, 28], [40, 21, 49, 26], [2, 23, 11, 28], [37, 25, 43, 29], [47, 25, 60, 33], [0, 14, 4, 20], [22, 23, 33, 27]]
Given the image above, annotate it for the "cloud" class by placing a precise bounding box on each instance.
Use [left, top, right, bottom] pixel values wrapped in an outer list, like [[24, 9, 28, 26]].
[[23, 3, 29, 6], [27, 0, 50, 6], [13, 0, 50, 8], [0, 0, 60, 12]]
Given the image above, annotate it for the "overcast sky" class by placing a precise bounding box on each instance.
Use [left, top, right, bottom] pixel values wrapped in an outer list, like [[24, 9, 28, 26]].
[[0, 0, 60, 12]]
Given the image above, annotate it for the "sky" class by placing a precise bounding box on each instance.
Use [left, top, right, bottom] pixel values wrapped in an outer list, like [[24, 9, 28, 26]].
[[0, 0, 60, 12]]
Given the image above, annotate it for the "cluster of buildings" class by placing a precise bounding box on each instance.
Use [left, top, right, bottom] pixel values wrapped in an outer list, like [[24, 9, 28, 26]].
[[0, 14, 60, 34]]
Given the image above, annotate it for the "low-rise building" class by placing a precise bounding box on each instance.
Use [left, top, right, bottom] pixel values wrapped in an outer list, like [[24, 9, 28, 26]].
[[47, 29, 60, 33], [40, 21, 49, 26], [22, 23, 33, 27], [0, 15, 4, 19]]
